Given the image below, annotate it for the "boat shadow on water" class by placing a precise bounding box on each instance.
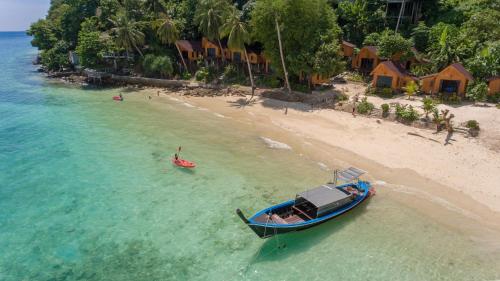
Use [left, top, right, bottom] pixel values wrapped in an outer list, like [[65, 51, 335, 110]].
[[248, 201, 369, 264]]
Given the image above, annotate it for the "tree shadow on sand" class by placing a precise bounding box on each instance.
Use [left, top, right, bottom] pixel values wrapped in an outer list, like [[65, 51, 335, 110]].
[[227, 98, 258, 108], [444, 131, 456, 146]]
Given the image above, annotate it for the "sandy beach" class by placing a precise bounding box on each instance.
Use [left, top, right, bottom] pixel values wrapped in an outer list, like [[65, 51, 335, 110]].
[[138, 86, 500, 239]]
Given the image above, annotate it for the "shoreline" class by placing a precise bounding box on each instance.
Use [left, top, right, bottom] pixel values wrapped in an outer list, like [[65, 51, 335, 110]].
[[134, 87, 500, 236]]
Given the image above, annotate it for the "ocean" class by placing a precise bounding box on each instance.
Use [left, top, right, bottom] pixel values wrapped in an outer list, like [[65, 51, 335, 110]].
[[0, 32, 499, 281]]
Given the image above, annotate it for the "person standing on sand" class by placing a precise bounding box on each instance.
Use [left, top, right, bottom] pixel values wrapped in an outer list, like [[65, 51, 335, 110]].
[[352, 94, 359, 117], [285, 106, 288, 115]]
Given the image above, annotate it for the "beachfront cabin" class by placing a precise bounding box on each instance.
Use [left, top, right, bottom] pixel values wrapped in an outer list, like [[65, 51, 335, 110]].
[[176, 40, 203, 62], [341, 40, 356, 60], [352, 46, 380, 73], [201, 37, 223, 60], [420, 63, 473, 96], [487, 76, 500, 95], [371, 61, 416, 91]]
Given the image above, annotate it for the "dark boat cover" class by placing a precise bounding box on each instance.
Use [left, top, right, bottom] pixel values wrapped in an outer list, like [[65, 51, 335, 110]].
[[296, 184, 353, 216]]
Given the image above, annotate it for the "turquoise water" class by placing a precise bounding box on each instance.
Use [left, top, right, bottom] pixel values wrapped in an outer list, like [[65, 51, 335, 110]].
[[1, 32, 499, 281]]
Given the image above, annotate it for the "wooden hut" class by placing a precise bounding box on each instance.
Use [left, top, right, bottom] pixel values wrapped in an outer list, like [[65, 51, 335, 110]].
[[341, 40, 356, 59], [370, 61, 416, 91], [352, 46, 380, 73], [176, 40, 203, 62], [420, 63, 473, 96], [487, 76, 500, 95], [201, 37, 223, 59]]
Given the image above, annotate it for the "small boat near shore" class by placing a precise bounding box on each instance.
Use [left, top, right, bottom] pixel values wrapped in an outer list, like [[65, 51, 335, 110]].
[[236, 167, 373, 238]]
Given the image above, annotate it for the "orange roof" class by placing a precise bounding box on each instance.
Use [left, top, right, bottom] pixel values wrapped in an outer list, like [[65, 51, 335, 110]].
[[176, 40, 202, 52], [449, 63, 474, 81], [487, 76, 500, 82], [363, 46, 378, 55], [342, 40, 356, 48], [371, 61, 414, 79]]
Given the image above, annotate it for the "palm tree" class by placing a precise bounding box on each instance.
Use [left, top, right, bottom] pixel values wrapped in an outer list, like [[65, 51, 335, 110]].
[[220, 8, 256, 100], [109, 11, 145, 57], [144, 0, 165, 16], [275, 16, 291, 94], [195, 0, 230, 63], [154, 13, 188, 72]]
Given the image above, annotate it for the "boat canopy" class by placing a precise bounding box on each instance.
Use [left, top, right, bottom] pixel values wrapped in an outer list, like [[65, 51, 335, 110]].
[[296, 184, 353, 217], [336, 167, 365, 182]]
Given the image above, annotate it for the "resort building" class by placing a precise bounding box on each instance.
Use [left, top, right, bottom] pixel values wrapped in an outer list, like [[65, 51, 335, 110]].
[[176, 40, 203, 62], [370, 61, 416, 91], [420, 63, 473, 96], [201, 37, 223, 59], [353, 45, 422, 73], [352, 46, 380, 73], [487, 76, 500, 95], [341, 40, 356, 60]]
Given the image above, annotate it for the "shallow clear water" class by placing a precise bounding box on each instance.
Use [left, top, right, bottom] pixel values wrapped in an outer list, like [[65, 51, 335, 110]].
[[0, 32, 499, 281]]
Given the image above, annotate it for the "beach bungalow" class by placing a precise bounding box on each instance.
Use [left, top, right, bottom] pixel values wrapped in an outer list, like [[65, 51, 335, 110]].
[[176, 40, 203, 62], [201, 37, 223, 59], [341, 40, 356, 60], [352, 46, 380, 73], [370, 61, 416, 91], [487, 76, 500, 95], [420, 63, 473, 96]]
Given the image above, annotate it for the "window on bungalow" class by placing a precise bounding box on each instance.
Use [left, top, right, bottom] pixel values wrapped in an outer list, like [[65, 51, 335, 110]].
[[207, 48, 216, 58], [233, 52, 241, 62]]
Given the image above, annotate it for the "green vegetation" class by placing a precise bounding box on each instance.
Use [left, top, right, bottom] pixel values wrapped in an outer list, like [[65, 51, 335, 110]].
[[466, 81, 488, 103], [27, 0, 499, 91], [395, 104, 420, 123], [381, 103, 390, 117], [422, 97, 436, 119], [142, 54, 174, 78], [465, 120, 480, 130], [404, 81, 419, 100], [356, 97, 374, 115]]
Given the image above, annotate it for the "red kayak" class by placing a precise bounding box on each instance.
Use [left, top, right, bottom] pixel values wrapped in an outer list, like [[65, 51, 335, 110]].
[[113, 96, 123, 101], [172, 158, 196, 168]]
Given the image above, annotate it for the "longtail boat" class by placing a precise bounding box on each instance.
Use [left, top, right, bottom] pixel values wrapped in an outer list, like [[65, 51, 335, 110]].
[[236, 167, 374, 238]]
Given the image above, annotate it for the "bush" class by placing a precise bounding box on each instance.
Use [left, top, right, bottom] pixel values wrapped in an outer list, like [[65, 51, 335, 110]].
[[438, 92, 461, 104], [487, 92, 500, 103], [222, 64, 246, 84], [181, 72, 192, 80], [256, 75, 280, 88], [465, 120, 480, 130], [395, 104, 420, 123], [466, 81, 488, 103], [346, 72, 364, 83], [357, 97, 375, 114], [422, 97, 436, 119], [195, 67, 209, 82], [381, 103, 390, 117], [223, 64, 238, 80], [142, 54, 173, 78], [372, 87, 393, 98]]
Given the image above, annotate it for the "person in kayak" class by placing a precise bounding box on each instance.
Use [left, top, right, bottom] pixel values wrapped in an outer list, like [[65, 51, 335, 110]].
[[119, 93, 123, 101], [174, 153, 179, 161]]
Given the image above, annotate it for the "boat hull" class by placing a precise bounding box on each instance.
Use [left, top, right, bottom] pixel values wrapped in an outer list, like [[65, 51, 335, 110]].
[[237, 181, 371, 238]]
